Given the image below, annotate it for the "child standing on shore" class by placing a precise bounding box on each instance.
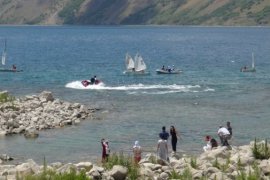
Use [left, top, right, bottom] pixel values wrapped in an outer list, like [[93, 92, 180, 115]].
[[133, 141, 142, 164], [101, 138, 110, 162]]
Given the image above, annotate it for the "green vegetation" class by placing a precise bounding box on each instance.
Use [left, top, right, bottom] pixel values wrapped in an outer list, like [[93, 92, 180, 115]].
[[169, 168, 193, 180], [102, 152, 139, 180], [236, 163, 261, 180], [252, 138, 270, 160], [24, 169, 90, 180], [253, 6, 270, 24], [0, 92, 18, 111], [23, 157, 90, 180], [1, 0, 270, 25], [0, 92, 14, 103], [58, 0, 85, 24], [190, 156, 198, 169], [26, 14, 45, 25]]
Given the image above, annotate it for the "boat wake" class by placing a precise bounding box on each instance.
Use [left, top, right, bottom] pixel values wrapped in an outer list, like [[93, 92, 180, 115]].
[[65, 81, 215, 94]]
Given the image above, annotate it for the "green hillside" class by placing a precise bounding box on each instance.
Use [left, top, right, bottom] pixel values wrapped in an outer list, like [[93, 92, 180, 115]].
[[0, 0, 269, 25]]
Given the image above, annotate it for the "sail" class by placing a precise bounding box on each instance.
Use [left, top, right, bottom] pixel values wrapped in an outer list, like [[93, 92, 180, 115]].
[[125, 53, 134, 70], [1, 51, 6, 65], [134, 53, 147, 72], [251, 52, 255, 69], [1, 39, 6, 65]]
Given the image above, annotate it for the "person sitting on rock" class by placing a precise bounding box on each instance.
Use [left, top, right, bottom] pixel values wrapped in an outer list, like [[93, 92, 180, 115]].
[[203, 135, 218, 151]]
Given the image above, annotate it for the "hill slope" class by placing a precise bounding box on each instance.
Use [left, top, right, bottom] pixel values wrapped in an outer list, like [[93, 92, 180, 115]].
[[0, 0, 270, 25]]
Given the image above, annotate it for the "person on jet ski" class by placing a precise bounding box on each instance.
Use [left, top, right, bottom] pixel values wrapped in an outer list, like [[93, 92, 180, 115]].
[[90, 76, 97, 84]]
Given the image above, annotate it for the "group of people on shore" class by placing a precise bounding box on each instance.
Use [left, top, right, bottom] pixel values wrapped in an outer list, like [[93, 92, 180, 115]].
[[203, 121, 233, 151], [101, 122, 232, 163], [156, 126, 181, 161], [101, 125, 181, 163]]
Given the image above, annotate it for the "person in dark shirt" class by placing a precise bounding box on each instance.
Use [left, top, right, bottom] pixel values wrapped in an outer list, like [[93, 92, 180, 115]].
[[227, 121, 232, 140], [90, 75, 96, 84], [159, 126, 169, 140], [170, 126, 180, 153]]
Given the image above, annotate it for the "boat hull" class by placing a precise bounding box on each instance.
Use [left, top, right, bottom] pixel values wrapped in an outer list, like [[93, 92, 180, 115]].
[[123, 70, 150, 75], [0, 68, 22, 72], [156, 69, 181, 74], [240, 68, 256, 72]]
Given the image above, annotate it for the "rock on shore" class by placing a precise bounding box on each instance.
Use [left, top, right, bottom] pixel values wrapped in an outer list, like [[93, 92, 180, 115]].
[[0, 142, 270, 180], [0, 91, 97, 137]]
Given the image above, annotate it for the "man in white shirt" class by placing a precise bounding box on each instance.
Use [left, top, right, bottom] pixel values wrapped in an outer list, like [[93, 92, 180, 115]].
[[218, 126, 230, 146]]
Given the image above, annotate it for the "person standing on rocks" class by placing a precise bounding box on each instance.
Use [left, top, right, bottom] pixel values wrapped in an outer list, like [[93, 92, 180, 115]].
[[170, 126, 180, 153], [101, 138, 109, 162], [159, 126, 169, 140], [133, 140, 142, 164], [217, 126, 230, 146], [157, 137, 168, 161], [226, 121, 232, 140]]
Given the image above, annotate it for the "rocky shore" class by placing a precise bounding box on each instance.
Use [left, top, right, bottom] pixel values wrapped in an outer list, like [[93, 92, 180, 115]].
[[0, 142, 270, 180], [1, 91, 270, 179], [0, 91, 97, 137]]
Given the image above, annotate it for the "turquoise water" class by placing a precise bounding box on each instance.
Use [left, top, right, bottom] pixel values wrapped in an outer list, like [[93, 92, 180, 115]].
[[0, 26, 270, 164]]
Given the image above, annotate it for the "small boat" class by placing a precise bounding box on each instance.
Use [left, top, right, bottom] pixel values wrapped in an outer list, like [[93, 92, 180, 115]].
[[240, 53, 256, 72], [156, 69, 181, 74], [0, 39, 22, 72], [123, 53, 149, 75], [0, 68, 23, 72], [81, 79, 102, 87]]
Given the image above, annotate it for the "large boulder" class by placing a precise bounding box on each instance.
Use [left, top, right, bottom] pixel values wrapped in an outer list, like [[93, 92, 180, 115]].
[[259, 159, 270, 176], [109, 165, 128, 180], [24, 128, 39, 138], [0, 154, 14, 161], [75, 162, 93, 171], [38, 91, 54, 102], [15, 159, 40, 177], [56, 163, 77, 174]]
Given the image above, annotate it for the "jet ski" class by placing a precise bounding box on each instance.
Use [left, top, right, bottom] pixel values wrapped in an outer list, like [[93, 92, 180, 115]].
[[81, 79, 102, 87]]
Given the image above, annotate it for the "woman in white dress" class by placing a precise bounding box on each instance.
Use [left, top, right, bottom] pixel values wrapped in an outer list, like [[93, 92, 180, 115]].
[[157, 138, 168, 161]]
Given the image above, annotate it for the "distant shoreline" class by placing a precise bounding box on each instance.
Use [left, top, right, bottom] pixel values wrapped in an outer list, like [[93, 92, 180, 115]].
[[0, 24, 269, 28]]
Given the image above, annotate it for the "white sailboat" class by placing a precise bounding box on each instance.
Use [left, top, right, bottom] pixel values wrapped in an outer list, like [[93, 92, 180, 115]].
[[125, 53, 135, 71], [123, 53, 148, 74], [134, 53, 146, 72], [0, 39, 21, 72], [240, 52, 256, 72]]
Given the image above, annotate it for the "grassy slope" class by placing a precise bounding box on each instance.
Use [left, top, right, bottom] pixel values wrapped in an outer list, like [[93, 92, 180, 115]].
[[0, 0, 69, 24], [0, 0, 269, 25]]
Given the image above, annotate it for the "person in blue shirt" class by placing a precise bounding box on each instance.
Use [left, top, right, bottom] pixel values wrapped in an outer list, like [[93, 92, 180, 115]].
[[159, 126, 169, 140]]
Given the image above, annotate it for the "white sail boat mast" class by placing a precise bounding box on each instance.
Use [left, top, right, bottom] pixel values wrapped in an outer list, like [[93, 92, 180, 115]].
[[251, 52, 255, 69], [1, 39, 6, 66]]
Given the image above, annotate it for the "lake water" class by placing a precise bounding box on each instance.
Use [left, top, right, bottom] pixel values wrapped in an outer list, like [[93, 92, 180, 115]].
[[0, 26, 270, 164]]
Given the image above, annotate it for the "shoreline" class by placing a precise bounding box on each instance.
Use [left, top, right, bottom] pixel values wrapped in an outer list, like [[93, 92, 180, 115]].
[[0, 141, 269, 179]]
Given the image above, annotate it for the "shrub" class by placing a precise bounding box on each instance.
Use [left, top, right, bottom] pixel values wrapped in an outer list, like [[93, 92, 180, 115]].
[[252, 138, 270, 160], [0, 92, 15, 103], [102, 152, 139, 180], [24, 156, 90, 180], [190, 156, 198, 169], [168, 168, 193, 180], [24, 168, 90, 180]]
